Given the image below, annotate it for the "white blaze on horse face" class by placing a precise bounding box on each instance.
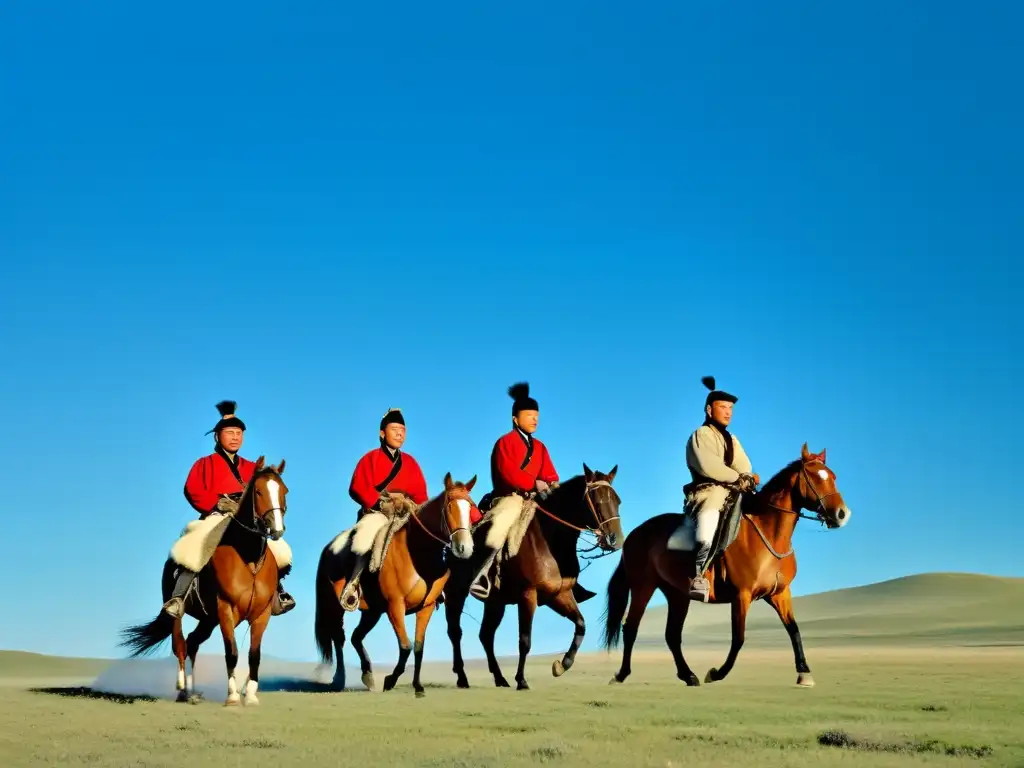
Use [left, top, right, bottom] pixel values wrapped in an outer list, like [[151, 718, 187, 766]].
[[451, 499, 474, 559], [817, 469, 829, 481], [265, 479, 284, 535], [455, 499, 471, 530]]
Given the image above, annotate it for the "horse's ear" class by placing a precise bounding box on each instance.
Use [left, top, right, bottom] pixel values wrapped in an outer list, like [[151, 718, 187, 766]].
[[607, 464, 618, 482], [444, 472, 453, 490], [583, 462, 593, 480], [800, 443, 810, 461], [276, 458, 286, 474], [818, 448, 826, 464], [255, 455, 266, 470], [466, 475, 477, 491]]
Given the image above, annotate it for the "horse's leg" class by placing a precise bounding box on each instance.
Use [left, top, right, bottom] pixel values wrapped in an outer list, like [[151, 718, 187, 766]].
[[611, 576, 657, 684], [479, 597, 510, 688], [184, 619, 217, 703], [382, 598, 412, 693], [661, 585, 699, 686], [514, 589, 538, 691], [410, 601, 437, 698], [764, 586, 815, 687], [332, 614, 347, 690], [444, 582, 471, 689], [705, 590, 752, 684], [351, 608, 384, 691], [172, 617, 188, 702], [243, 607, 272, 706], [546, 588, 584, 678], [216, 599, 242, 706]]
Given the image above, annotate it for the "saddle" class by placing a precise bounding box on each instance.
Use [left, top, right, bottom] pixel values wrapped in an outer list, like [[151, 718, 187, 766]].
[[683, 480, 745, 566]]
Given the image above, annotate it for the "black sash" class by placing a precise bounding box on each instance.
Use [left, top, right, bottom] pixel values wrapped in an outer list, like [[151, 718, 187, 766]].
[[215, 446, 245, 488], [516, 429, 534, 471], [374, 449, 403, 492]]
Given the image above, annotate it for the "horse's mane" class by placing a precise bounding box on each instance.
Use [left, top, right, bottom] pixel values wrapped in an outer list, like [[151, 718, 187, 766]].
[[758, 458, 803, 498]]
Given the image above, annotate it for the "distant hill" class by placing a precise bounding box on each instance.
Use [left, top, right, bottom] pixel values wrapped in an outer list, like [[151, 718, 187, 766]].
[[630, 572, 1024, 648]]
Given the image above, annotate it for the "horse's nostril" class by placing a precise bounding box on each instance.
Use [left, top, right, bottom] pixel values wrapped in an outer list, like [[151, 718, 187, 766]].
[[838, 510, 846, 520]]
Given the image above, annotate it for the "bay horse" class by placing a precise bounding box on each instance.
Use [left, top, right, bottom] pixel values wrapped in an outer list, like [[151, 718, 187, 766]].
[[313, 473, 478, 697], [443, 464, 623, 691], [119, 457, 289, 707], [602, 443, 850, 687]]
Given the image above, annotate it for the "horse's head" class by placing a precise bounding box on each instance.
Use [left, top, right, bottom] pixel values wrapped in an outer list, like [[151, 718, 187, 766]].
[[249, 456, 288, 540], [442, 472, 478, 560], [581, 463, 624, 551], [790, 443, 851, 529]]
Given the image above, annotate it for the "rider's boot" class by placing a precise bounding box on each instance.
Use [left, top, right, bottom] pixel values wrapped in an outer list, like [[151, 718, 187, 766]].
[[340, 554, 367, 612], [689, 541, 712, 602], [470, 548, 500, 600], [272, 579, 296, 615], [163, 567, 198, 618]]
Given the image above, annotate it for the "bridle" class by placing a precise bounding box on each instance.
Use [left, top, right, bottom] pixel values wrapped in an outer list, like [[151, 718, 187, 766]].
[[755, 460, 843, 526], [408, 491, 476, 548], [227, 473, 285, 540], [533, 478, 621, 549]]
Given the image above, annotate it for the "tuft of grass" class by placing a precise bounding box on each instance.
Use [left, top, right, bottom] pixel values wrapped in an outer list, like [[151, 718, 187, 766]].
[[818, 729, 993, 758], [920, 703, 948, 712]]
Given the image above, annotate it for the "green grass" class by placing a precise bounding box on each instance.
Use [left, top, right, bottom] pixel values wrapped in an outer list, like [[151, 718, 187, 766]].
[[1, 572, 1022, 766]]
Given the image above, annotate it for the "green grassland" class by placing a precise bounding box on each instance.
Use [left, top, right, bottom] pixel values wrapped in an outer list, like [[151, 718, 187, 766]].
[[0, 572, 1022, 767]]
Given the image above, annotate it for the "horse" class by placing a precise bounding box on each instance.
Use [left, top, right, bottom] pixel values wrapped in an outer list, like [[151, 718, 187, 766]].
[[602, 443, 850, 688], [443, 464, 623, 691], [118, 457, 290, 707], [313, 472, 478, 697]]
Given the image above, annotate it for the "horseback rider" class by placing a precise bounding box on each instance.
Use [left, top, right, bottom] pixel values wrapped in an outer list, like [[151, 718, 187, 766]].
[[469, 382, 563, 599], [163, 400, 296, 618], [684, 376, 760, 602], [339, 407, 429, 607]]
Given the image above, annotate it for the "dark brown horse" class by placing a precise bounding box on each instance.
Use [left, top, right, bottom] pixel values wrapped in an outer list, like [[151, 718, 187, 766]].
[[119, 457, 290, 707], [314, 473, 478, 697], [603, 443, 850, 687], [443, 464, 623, 690]]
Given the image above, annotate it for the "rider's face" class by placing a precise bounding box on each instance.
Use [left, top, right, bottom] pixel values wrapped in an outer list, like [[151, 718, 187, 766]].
[[380, 424, 406, 450], [707, 401, 733, 426], [218, 427, 244, 453], [514, 410, 539, 434]]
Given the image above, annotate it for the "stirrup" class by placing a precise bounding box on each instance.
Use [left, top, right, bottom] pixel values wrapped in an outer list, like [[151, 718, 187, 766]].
[[340, 580, 362, 612], [469, 574, 491, 600], [163, 597, 185, 618], [272, 591, 296, 616]]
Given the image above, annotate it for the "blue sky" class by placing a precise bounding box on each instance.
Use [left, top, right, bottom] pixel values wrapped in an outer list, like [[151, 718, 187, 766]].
[[1, 1, 1019, 664]]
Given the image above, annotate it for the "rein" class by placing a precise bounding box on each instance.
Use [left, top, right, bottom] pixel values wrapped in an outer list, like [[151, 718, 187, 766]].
[[739, 461, 842, 560], [408, 492, 474, 548], [531, 478, 620, 564]]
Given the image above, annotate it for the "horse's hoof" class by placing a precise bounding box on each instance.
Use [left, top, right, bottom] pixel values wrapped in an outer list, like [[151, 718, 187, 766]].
[[704, 668, 718, 684], [361, 672, 375, 691], [456, 678, 470, 689], [176, 690, 188, 703], [495, 677, 511, 688], [224, 695, 241, 707], [796, 673, 815, 687], [552, 660, 565, 678], [414, 689, 425, 699], [516, 680, 530, 691], [244, 695, 260, 706], [609, 675, 624, 685], [683, 674, 700, 687], [382, 675, 397, 692], [188, 694, 203, 705]]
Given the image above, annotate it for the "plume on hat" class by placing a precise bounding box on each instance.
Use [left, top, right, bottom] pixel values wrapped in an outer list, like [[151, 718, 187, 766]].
[[508, 382, 530, 400], [215, 400, 237, 416]]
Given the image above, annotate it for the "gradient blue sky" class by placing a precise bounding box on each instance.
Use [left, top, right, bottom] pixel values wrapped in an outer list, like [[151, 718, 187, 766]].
[[1, 1, 1019, 663]]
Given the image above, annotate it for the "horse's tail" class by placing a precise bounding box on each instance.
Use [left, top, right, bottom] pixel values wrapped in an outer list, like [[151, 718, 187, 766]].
[[601, 557, 630, 650], [118, 611, 176, 658], [314, 544, 342, 665]]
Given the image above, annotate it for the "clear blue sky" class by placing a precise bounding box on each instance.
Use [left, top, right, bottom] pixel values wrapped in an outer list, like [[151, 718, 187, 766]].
[[1, 1, 1019, 664]]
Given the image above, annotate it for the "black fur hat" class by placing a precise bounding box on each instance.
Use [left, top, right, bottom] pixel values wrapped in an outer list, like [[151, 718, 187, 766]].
[[702, 376, 738, 408], [206, 400, 246, 434], [509, 382, 539, 415], [379, 407, 405, 431]]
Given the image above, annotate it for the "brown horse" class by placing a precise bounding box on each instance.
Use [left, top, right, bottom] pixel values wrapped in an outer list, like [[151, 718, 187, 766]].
[[314, 473, 478, 697], [602, 443, 850, 687], [443, 464, 624, 691], [119, 457, 289, 707]]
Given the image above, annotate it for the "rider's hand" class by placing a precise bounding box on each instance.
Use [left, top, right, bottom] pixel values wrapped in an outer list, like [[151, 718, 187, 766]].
[[215, 496, 240, 514], [737, 473, 757, 493], [535, 479, 551, 494], [752, 474, 760, 486]]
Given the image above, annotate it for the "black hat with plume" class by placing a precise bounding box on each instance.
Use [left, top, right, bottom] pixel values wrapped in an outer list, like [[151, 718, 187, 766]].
[[509, 382, 539, 415], [702, 376, 738, 408], [206, 400, 247, 435]]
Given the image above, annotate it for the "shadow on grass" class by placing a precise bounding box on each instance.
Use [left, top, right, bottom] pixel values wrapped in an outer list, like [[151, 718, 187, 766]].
[[29, 686, 156, 704], [818, 730, 993, 759]]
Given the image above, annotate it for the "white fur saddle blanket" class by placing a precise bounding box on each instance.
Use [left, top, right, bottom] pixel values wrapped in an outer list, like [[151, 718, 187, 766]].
[[666, 483, 743, 555], [477, 494, 537, 561], [326, 495, 418, 573], [170, 514, 293, 573]]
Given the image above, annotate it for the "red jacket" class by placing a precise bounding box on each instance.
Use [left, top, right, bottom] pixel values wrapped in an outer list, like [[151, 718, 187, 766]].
[[184, 449, 256, 517], [349, 446, 429, 510], [490, 429, 559, 497]]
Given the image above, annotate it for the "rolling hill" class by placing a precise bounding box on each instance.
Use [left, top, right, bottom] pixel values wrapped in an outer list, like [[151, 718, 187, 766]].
[[629, 572, 1024, 648]]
